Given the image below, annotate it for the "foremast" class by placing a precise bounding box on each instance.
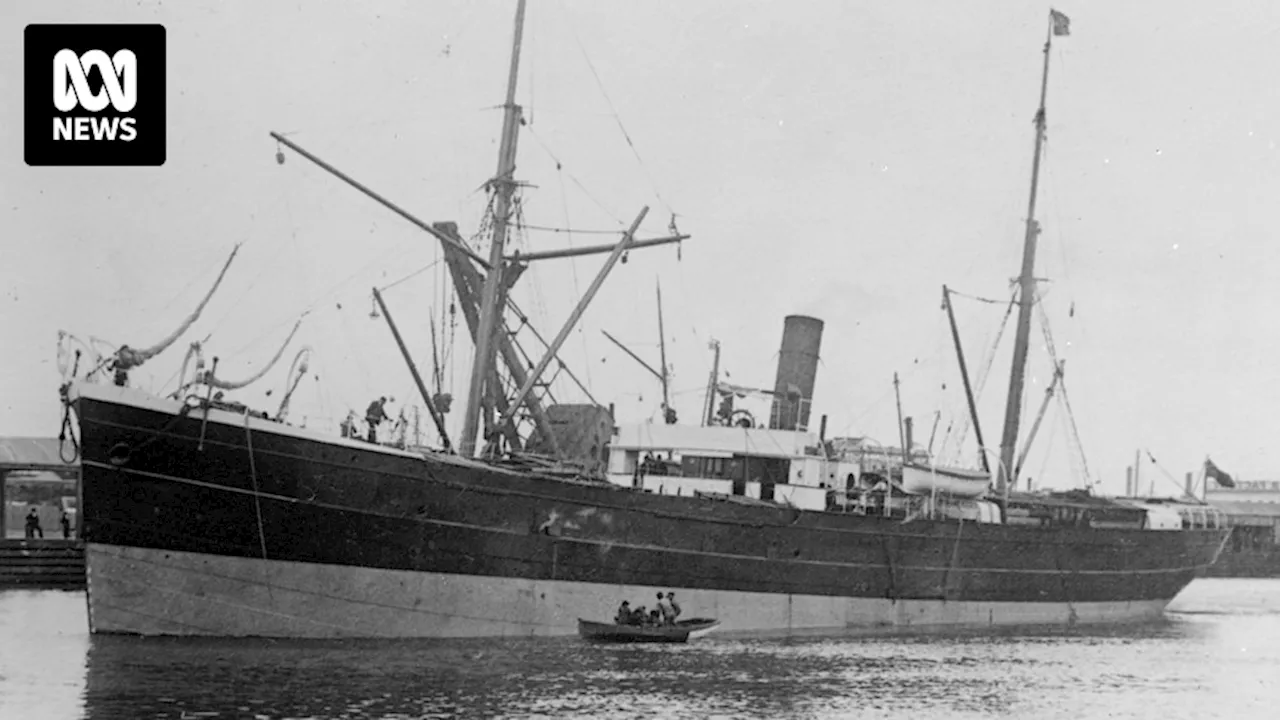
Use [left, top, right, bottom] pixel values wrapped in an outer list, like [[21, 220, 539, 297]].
[[461, 0, 528, 457], [271, 0, 688, 458], [996, 9, 1069, 500]]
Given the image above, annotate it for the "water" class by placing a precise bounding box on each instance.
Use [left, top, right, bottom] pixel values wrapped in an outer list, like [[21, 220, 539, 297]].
[[1, 580, 1277, 719]]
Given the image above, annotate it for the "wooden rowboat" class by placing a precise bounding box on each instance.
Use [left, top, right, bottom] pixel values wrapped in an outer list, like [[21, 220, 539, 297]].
[[577, 617, 720, 643]]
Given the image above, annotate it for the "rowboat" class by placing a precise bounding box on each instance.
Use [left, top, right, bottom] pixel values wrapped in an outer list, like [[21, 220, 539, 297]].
[[577, 617, 720, 643]]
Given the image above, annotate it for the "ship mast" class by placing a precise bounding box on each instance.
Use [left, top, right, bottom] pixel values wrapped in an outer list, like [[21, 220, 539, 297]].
[[656, 280, 672, 423], [943, 285, 989, 474], [268, 0, 688, 460], [703, 339, 721, 426], [461, 0, 528, 457], [996, 10, 1067, 498]]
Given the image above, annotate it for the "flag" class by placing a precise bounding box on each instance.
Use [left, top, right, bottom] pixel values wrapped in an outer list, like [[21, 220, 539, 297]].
[[1050, 9, 1071, 36], [1204, 458, 1235, 488]]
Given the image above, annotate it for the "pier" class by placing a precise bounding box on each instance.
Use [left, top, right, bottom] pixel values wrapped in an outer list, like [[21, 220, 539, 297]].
[[1, 436, 84, 589], [0, 539, 85, 589]]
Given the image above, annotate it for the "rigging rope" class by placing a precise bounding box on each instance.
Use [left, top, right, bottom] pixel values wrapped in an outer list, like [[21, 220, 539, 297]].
[[506, 296, 600, 405], [1056, 384, 1093, 488], [1145, 449, 1192, 497], [948, 288, 1011, 305], [973, 292, 1018, 398], [58, 401, 80, 464], [564, 16, 674, 217], [377, 257, 445, 294], [429, 315, 444, 394], [551, 147, 593, 395], [948, 289, 1017, 460], [275, 347, 313, 420], [525, 125, 622, 224], [1033, 408, 1060, 489], [521, 223, 626, 235], [199, 316, 306, 391], [243, 411, 269, 561], [223, 239, 419, 361], [110, 244, 241, 374], [205, 187, 301, 341], [169, 342, 206, 399], [1035, 294, 1094, 488]]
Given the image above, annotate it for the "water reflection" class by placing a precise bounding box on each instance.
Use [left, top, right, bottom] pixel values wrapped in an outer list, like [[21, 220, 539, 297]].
[[2, 580, 1277, 719], [0, 590, 88, 720], [75, 621, 1222, 719]]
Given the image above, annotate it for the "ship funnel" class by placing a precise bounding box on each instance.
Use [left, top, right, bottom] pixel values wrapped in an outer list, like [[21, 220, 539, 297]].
[[768, 315, 824, 431]]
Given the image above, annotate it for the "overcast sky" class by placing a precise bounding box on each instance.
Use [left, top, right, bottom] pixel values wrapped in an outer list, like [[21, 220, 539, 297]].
[[3, 0, 1278, 495]]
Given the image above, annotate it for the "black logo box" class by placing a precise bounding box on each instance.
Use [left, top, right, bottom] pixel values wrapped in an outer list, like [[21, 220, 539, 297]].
[[24, 24, 166, 167]]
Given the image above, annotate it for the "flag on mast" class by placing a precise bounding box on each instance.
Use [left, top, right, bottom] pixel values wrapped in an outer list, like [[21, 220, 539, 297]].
[[1050, 9, 1071, 36], [1204, 458, 1235, 488]]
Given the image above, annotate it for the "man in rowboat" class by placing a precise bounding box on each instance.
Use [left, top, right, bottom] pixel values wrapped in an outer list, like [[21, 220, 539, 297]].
[[666, 592, 682, 623], [657, 592, 674, 624], [614, 600, 631, 625]]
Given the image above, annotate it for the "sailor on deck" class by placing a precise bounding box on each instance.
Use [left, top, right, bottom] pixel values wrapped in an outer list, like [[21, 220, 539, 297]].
[[365, 397, 389, 444], [340, 411, 358, 439]]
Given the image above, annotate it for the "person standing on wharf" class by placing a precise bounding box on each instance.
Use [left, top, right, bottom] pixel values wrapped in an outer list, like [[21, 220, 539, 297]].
[[24, 23, 166, 166]]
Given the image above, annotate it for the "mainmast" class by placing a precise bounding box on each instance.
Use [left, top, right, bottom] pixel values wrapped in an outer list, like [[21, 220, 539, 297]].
[[461, 0, 528, 457], [996, 9, 1069, 497]]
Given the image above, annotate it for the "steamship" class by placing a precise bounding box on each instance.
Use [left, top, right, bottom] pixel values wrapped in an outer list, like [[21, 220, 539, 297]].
[[63, 6, 1231, 638]]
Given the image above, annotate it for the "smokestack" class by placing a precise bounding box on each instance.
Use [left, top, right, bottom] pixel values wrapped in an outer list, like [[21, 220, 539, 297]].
[[769, 315, 824, 431], [1125, 466, 1133, 496], [819, 414, 828, 443], [904, 417, 914, 458], [1185, 471, 1193, 498]]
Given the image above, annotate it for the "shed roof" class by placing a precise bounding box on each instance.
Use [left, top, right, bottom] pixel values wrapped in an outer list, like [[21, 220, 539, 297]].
[[1207, 498, 1280, 522], [0, 437, 79, 470]]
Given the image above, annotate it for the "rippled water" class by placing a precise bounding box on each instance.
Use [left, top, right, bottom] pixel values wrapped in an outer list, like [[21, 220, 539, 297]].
[[1, 580, 1277, 719]]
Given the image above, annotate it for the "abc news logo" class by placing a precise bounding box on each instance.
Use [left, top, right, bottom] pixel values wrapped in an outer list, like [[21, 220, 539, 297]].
[[25, 24, 166, 166], [54, 49, 139, 141]]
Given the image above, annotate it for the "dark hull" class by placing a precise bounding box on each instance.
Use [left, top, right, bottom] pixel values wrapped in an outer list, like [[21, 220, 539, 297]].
[[71, 384, 1230, 637]]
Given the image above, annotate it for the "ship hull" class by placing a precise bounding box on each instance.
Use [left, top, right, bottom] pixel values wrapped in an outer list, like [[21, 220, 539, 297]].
[[85, 542, 1177, 638], [71, 383, 1230, 638]]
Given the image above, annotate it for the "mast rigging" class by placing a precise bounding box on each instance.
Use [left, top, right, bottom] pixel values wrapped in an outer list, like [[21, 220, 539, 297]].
[[269, 0, 690, 463], [461, 0, 529, 457]]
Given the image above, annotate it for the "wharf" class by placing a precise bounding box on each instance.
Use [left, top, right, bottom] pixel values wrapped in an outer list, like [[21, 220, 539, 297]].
[[0, 539, 85, 590]]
